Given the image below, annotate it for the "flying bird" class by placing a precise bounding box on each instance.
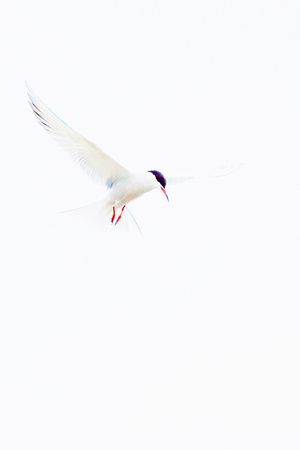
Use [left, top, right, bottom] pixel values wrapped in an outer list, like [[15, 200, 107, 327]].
[[27, 84, 240, 232]]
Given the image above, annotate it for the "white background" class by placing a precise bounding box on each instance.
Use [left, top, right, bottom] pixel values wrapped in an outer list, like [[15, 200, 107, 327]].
[[1, 1, 300, 449]]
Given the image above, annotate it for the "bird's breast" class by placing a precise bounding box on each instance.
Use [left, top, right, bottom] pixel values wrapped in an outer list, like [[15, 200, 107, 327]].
[[109, 174, 155, 207]]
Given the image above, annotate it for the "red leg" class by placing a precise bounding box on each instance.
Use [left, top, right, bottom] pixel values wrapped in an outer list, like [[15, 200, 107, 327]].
[[111, 206, 116, 223], [114, 205, 126, 225]]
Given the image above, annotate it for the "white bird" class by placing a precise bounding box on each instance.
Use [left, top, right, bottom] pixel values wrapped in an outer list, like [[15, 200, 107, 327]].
[[27, 84, 240, 232]]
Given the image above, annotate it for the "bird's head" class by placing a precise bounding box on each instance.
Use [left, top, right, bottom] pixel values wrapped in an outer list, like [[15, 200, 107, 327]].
[[148, 170, 169, 201]]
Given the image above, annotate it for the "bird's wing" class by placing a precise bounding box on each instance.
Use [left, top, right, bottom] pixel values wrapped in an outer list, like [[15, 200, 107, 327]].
[[167, 163, 242, 186], [27, 83, 131, 187]]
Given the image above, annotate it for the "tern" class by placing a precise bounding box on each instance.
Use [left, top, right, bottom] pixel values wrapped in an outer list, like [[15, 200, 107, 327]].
[[27, 84, 240, 232]]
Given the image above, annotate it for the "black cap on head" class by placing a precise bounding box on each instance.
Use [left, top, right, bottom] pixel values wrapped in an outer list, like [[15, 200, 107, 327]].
[[148, 170, 166, 188]]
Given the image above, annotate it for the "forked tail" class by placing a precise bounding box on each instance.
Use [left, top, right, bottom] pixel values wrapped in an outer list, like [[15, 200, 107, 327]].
[[60, 200, 142, 233]]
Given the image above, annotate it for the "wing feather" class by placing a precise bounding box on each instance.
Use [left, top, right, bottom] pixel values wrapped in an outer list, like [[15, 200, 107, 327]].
[[26, 83, 131, 187], [167, 163, 242, 186]]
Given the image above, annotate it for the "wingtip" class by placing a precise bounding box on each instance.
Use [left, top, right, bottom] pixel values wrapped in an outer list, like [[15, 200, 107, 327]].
[[25, 80, 31, 93], [226, 162, 244, 174], [25, 82, 35, 102], [25, 82, 40, 102], [206, 162, 244, 177]]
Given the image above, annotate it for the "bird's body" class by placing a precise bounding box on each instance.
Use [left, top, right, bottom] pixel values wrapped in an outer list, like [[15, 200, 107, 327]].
[[107, 172, 160, 208], [26, 83, 240, 232], [102, 172, 166, 226]]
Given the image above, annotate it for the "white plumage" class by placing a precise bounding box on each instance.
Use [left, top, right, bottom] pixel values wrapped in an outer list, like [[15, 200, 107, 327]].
[[27, 83, 240, 232]]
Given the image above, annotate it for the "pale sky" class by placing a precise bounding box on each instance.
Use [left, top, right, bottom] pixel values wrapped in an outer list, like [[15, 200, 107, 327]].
[[1, 1, 300, 449]]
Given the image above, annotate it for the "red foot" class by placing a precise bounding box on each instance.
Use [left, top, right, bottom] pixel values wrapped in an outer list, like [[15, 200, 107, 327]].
[[114, 205, 126, 226], [111, 206, 116, 223]]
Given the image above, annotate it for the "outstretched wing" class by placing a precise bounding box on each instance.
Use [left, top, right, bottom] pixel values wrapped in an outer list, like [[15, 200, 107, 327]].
[[26, 83, 131, 187], [167, 163, 242, 186]]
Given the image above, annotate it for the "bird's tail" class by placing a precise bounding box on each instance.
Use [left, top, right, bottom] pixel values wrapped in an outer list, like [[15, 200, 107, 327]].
[[60, 200, 142, 234]]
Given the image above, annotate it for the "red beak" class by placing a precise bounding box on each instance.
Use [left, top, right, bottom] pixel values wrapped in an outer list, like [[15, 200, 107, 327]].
[[161, 187, 169, 202]]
